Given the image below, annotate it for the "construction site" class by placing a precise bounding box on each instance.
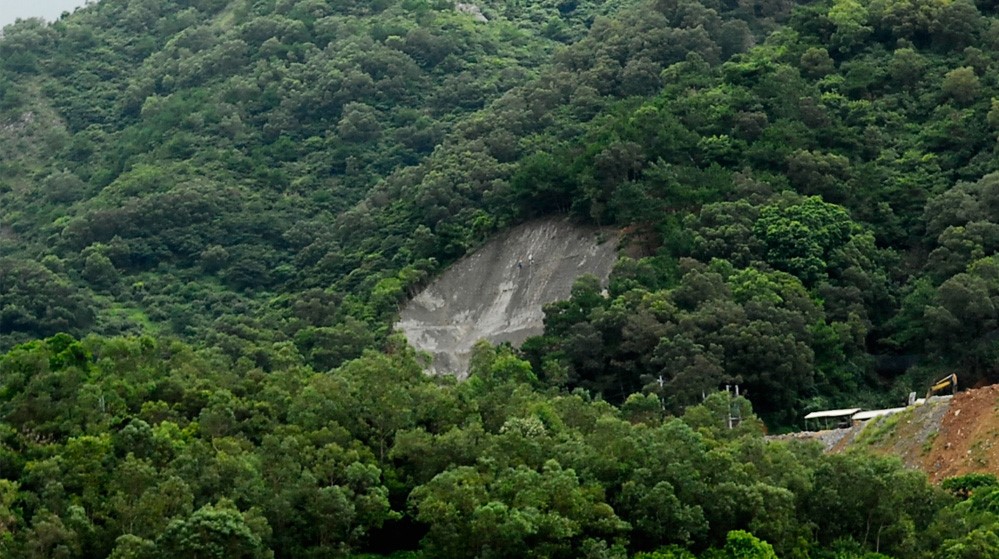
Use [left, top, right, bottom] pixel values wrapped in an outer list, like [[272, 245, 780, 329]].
[[774, 381, 999, 483], [393, 218, 999, 484]]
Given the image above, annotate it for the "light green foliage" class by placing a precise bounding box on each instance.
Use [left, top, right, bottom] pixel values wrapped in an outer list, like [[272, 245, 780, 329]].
[[468, 341, 538, 388], [107, 534, 156, 559], [937, 527, 999, 559], [942, 66, 982, 105], [941, 473, 999, 500], [681, 393, 766, 440], [634, 546, 697, 559], [988, 98, 999, 129], [719, 530, 778, 559], [620, 393, 664, 424], [411, 461, 629, 559], [753, 196, 854, 285], [828, 0, 872, 53]]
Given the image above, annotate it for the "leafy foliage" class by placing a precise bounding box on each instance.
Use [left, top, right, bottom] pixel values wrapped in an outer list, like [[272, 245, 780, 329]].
[[0, 333, 973, 559], [4, 0, 999, 554]]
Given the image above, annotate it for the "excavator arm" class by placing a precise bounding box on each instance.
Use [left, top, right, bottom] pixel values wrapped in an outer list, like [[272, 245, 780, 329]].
[[926, 374, 958, 398]]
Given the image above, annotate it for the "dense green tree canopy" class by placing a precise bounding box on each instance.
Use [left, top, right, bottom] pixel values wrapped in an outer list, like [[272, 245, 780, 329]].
[[0, 333, 983, 558], [4, 0, 999, 555]]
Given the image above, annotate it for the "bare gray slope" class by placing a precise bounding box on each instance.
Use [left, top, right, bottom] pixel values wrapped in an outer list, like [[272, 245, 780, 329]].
[[397, 218, 619, 377]]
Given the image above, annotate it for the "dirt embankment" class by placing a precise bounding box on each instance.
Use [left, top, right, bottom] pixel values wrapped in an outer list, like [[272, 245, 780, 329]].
[[779, 386, 999, 483], [918, 385, 999, 483], [396, 218, 619, 377], [842, 398, 952, 469]]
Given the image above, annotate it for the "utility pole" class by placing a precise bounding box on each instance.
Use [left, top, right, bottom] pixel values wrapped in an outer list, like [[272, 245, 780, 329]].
[[724, 385, 742, 429], [657, 375, 665, 410], [725, 385, 732, 429]]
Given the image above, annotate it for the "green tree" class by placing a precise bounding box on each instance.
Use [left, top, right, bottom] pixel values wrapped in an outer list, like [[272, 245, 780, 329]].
[[82, 251, 119, 291], [942, 67, 981, 106], [938, 527, 999, 559], [828, 0, 872, 53], [753, 196, 855, 285], [107, 535, 156, 559], [717, 530, 778, 559], [156, 501, 273, 559], [799, 47, 835, 78]]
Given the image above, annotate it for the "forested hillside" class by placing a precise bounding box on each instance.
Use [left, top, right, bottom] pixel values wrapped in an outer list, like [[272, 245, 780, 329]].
[[4, 0, 999, 556], [0, 334, 995, 559]]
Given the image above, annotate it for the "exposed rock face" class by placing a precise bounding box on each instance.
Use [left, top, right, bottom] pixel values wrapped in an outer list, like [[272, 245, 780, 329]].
[[396, 218, 619, 377], [455, 3, 488, 22]]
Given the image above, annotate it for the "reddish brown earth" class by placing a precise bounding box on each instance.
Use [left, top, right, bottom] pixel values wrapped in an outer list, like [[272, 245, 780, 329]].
[[775, 385, 999, 483], [917, 384, 999, 483]]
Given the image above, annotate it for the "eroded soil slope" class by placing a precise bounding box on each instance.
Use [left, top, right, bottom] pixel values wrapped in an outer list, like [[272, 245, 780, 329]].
[[396, 218, 619, 377], [841, 398, 951, 470], [798, 386, 999, 483], [919, 385, 999, 482]]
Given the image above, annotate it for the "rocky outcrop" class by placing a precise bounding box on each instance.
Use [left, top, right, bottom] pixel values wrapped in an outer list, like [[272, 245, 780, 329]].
[[455, 3, 488, 22], [396, 218, 619, 377]]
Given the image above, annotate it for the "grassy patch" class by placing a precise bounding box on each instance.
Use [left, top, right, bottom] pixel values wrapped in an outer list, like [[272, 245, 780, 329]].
[[855, 411, 908, 447], [922, 431, 938, 455]]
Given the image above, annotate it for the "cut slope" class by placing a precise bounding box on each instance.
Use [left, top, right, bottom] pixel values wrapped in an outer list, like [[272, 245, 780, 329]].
[[844, 397, 951, 470], [396, 218, 619, 377], [920, 385, 999, 483], [778, 386, 999, 483]]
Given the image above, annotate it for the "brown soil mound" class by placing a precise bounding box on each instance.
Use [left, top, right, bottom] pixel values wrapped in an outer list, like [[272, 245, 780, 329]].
[[920, 384, 999, 483]]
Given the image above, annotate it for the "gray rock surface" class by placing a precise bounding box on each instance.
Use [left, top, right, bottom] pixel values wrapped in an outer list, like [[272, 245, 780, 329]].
[[396, 218, 619, 377], [455, 2, 488, 22]]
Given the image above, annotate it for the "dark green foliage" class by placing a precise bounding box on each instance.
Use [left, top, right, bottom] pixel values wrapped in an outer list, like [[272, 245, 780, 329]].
[[9, 0, 982, 430], [5, 0, 999, 554], [0, 333, 976, 559], [0, 260, 96, 349]]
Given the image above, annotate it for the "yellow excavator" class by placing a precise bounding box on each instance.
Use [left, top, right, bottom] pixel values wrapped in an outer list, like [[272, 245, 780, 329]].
[[926, 373, 958, 398]]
